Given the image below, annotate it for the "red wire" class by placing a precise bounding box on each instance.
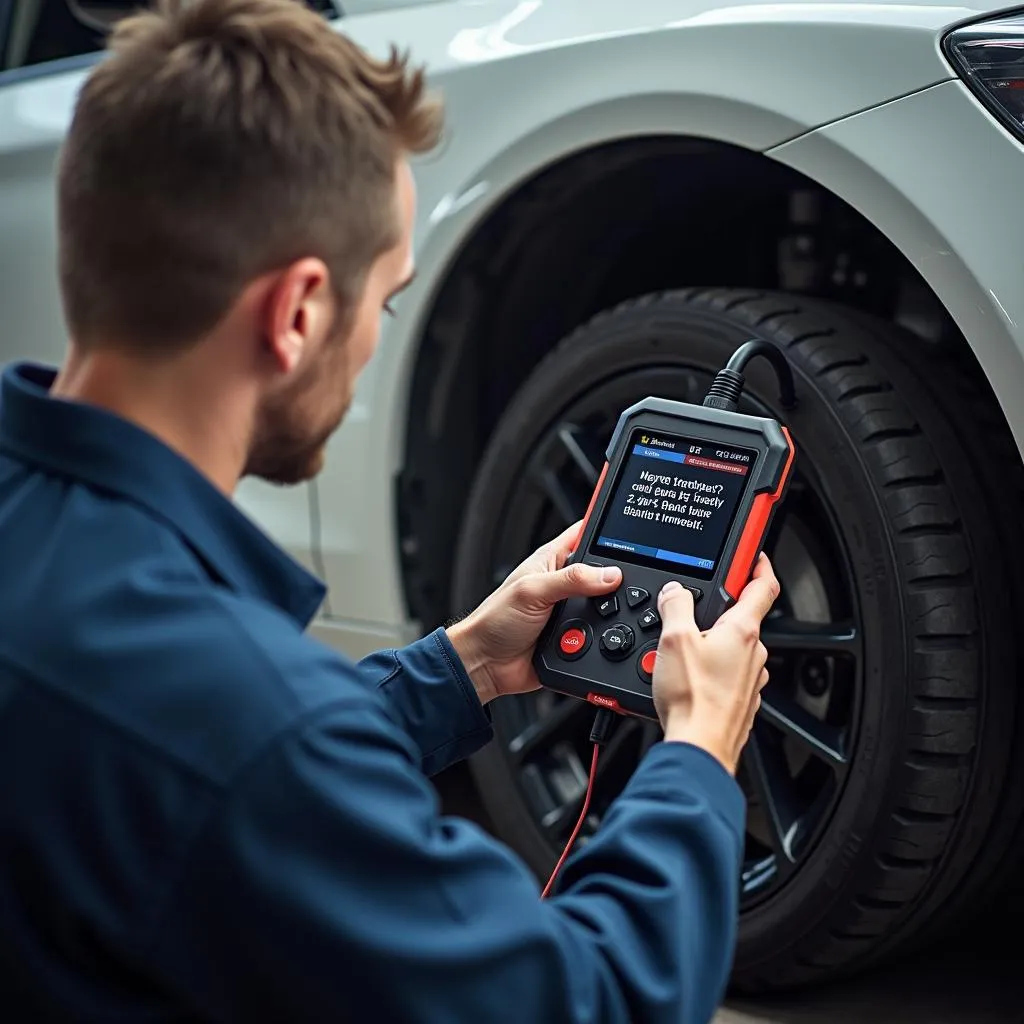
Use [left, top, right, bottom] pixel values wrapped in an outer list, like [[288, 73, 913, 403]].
[[540, 743, 601, 900]]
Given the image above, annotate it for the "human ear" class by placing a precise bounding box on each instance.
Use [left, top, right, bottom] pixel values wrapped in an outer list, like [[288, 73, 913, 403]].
[[263, 258, 332, 374]]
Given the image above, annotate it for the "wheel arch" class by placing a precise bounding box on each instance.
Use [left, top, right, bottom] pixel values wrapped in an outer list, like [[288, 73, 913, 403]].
[[387, 91, 800, 628], [393, 125, 770, 627], [389, 88, 809, 425], [393, 103, 1022, 630]]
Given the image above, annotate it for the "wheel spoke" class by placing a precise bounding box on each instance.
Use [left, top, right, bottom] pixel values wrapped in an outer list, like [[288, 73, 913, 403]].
[[539, 720, 641, 835], [555, 424, 601, 487], [637, 719, 663, 758], [531, 466, 579, 525], [540, 780, 591, 836], [760, 689, 847, 768], [594, 718, 642, 783], [743, 726, 800, 866], [508, 698, 585, 762], [762, 617, 858, 656]]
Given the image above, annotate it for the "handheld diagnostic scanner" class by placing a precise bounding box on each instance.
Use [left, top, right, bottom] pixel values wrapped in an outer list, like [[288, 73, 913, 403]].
[[533, 340, 797, 721]]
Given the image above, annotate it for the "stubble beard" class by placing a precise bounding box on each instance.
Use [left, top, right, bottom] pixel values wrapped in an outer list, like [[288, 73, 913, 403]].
[[244, 390, 351, 486], [244, 305, 357, 486]]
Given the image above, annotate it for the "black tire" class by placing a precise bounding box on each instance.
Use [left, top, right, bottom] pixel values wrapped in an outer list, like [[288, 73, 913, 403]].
[[452, 288, 1024, 991]]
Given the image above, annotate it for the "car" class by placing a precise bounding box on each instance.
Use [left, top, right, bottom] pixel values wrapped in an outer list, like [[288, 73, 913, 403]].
[[3, 0, 1024, 994]]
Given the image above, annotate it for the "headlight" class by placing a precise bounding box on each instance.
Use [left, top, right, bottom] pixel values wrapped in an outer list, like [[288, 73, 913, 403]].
[[945, 12, 1024, 141]]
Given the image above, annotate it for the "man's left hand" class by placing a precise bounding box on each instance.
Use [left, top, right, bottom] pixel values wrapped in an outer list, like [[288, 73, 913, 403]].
[[447, 521, 622, 705]]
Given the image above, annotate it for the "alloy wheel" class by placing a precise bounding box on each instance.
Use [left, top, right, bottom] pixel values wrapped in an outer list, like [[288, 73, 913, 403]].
[[480, 363, 862, 907]]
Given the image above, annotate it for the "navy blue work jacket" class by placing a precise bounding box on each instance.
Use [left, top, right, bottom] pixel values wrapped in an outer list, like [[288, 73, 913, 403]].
[[0, 362, 746, 1023]]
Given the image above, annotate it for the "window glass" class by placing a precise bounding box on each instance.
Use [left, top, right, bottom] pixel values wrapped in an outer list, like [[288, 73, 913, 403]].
[[1, 0, 339, 75]]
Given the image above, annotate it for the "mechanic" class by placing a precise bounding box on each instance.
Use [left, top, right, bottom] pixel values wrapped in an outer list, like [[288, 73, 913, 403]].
[[0, 0, 778, 1021]]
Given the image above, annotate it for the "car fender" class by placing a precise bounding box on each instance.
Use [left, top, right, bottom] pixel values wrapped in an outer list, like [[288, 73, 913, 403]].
[[767, 78, 1024, 457]]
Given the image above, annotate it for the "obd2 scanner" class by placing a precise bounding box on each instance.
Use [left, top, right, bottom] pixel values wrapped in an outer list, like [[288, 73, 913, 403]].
[[533, 340, 797, 723], [536, 341, 797, 897]]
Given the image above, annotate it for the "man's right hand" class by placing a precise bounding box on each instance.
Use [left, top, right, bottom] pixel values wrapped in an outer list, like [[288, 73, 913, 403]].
[[651, 554, 780, 775]]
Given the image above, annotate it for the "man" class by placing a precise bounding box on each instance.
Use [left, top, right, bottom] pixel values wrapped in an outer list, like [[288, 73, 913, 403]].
[[0, 0, 778, 1020]]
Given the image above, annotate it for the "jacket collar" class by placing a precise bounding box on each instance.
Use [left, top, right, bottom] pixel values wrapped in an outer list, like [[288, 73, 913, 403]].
[[0, 362, 326, 627]]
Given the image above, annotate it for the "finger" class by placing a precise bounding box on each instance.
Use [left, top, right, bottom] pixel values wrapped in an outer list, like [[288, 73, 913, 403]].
[[718, 554, 781, 630], [657, 581, 698, 638], [515, 561, 621, 609], [519, 667, 543, 695], [502, 521, 583, 585], [757, 667, 769, 690], [739, 694, 761, 747], [550, 520, 585, 568], [744, 690, 763, 732]]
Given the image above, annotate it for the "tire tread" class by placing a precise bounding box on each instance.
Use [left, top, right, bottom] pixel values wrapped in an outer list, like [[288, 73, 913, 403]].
[[550, 288, 1019, 989]]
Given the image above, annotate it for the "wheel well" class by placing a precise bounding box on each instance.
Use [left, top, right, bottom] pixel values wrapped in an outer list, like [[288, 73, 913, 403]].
[[398, 136, 995, 630]]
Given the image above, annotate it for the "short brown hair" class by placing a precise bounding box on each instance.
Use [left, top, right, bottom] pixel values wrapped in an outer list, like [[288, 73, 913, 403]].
[[57, 0, 442, 351]]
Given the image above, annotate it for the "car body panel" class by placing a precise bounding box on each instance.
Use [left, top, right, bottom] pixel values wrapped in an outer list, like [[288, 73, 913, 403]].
[[0, 0, 1018, 658], [767, 79, 1024, 455], [315, 0, 992, 647], [340, 0, 966, 153]]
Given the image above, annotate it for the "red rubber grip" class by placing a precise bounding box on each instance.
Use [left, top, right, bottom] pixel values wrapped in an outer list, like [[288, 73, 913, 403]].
[[723, 426, 795, 599], [570, 461, 609, 555]]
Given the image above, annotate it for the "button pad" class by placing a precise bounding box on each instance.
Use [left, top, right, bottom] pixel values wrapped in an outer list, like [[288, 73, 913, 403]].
[[560, 627, 586, 656], [638, 646, 658, 683], [557, 619, 591, 661], [599, 623, 635, 661], [637, 607, 660, 631], [548, 574, 702, 687]]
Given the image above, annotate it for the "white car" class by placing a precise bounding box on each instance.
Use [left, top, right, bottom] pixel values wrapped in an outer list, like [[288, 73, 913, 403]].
[[3, 0, 1023, 993]]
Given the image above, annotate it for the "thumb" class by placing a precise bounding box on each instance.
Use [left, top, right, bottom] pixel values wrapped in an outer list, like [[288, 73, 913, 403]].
[[717, 553, 781, 631], [517, 562, 622, 610], [657, 580, 698, 636]]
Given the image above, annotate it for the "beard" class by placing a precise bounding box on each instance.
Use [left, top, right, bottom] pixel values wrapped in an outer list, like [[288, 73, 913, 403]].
[[244, 392, 350, 485], [243, 303, 359, 485], [243, 327, 353, 487]]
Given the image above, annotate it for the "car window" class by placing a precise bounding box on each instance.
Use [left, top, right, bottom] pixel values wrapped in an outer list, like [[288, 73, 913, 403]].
[[1, 0, 339, 75]]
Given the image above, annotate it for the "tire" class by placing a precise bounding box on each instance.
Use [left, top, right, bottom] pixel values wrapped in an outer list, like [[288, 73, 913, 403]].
[[451, 288, 1024, 991]]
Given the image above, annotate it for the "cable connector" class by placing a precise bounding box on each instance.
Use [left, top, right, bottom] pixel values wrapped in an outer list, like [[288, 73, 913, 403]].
[[702, 339, 797, 413], [702, 367, 746, 411], [589, 707, 617, 746]]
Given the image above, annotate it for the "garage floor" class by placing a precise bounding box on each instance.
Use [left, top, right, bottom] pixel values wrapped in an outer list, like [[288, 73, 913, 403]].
[[718, 932, 1020, 1023]]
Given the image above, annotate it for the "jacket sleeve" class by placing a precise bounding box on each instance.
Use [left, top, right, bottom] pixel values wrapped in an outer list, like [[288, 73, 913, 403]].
[[356, 626, 493, 776], [148, 657, 746, 1024]]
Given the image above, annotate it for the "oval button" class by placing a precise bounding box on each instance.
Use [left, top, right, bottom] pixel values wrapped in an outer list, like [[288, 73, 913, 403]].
[[640, 649, 657, 676], [559, 627, 587, 656]]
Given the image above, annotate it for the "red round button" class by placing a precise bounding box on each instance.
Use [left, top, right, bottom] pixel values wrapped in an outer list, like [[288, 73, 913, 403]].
[[560, 627, 587, 656], [640, 649, 657, 677]]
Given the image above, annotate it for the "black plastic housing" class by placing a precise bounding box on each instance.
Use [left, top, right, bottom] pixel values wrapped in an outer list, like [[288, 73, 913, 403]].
[[533, 396, 794, 719]]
